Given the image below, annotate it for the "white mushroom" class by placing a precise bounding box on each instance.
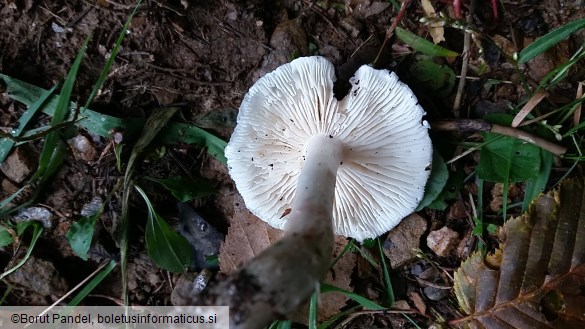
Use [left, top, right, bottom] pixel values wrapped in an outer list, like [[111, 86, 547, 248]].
[[213, 56, 432, 329], [226, 56, 432, 242]]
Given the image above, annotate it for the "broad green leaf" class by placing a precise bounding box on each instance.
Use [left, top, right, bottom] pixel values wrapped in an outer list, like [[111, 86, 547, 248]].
[[67, 259, 117, 306], [395, 27, 459, 57], [416, 150, 449, 211], [320, 283, 386, 310], [135, 185, 192, 273], [143, 176, 215, 202], [476, 133, 541, 183], [407, 60, 456, 98], [0, 226, 13, 248], [0, 222, 43, 281], [518, 18, 585, 64], [427, 167, 464, 210], [66, 215, 98, 261]]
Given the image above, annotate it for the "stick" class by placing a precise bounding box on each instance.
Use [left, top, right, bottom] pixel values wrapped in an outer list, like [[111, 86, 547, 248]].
[[432, 119, 567, 156]]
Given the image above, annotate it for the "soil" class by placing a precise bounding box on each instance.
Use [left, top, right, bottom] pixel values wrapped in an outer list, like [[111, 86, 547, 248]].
[[1, 0, 584, 328]]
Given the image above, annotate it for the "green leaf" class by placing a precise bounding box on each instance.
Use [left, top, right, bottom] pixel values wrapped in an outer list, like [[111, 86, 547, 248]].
[[395, 27, 459, 57], [518, 18, 585, 64], [309, 291, 318, 329], [66, 215, 98, 261], [522, 150, 553, 212], [135, 185, 192, 273], [416, 149, 449, 211], [377, 238, 394, 306], [320, 283, 386, 310], [143, 176, 215, 202], [0, 226, 13, 248], [406, 60, 456, 98], [476, 133, 541, 183], [33, 36, 89, 181]]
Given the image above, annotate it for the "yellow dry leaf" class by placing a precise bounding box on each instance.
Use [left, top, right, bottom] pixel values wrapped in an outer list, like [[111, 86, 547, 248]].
[[421, 0, 445, 44]]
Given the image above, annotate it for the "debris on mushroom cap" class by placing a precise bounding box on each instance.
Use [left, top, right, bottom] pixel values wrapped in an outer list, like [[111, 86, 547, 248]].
[[225, 56, 432, 242]]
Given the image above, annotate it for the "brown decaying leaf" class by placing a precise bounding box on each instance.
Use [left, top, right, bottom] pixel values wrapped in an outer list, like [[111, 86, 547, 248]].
[[452, 178, 585, 328], [219, 192, 356, 321], [421, 0, 444, 44]]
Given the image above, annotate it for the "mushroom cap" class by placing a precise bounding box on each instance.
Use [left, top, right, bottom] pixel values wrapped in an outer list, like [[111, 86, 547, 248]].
[[225, 56, 432, 241]]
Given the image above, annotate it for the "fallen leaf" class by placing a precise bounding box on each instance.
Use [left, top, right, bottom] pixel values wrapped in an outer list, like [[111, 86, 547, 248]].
[[453, 178, 585, 328], [421, 0, 445, 44], [219, 192, 356, 322]]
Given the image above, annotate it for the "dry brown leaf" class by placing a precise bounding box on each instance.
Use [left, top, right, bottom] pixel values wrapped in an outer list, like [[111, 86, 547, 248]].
[[219, 193, 356, 322], [421, 0, 445, 44], [290, 236, 357, 323], [452, 178, 585, 328], [219, 193, 282, 273], [408, 291, 427, 315]]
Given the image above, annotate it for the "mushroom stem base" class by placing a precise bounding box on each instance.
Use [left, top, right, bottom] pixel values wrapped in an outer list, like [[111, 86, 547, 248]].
[[192, 135, 343, 329]]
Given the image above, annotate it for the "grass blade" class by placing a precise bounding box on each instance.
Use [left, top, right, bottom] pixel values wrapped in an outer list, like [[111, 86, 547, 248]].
[[518, 18, 585, 64], [309, 290, 318, 329], [0, 222, 43, 281], [67, 260, 117, 306], [378, 238, 395, 306], [83, 0, 143, 108], [125, 107, 179, 181], [320, 283, 386, 311], [395, 27, 459, 57], [33, 37, 89, 181], [0, 85, 56, 163], [0, 75, 228, 164]]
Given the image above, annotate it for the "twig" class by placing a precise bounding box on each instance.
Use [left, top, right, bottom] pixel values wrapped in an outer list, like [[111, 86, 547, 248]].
[[36, 260, 112, 319], [453, 13, 473, 116], [432, 119, 567, 156], [511, 90, 548, 127], [373, 0, 413, 66]]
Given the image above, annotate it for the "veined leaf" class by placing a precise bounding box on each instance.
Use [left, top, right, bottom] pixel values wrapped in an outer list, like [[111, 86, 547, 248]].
[[66, 215, 98, 261], [518, 18, 585, 64], [476, 133, 541, 183], [416, 149, 448, 211], [453, 178, 585, 328], [395, 27, 459, 57], [135, 185, 192, 273]]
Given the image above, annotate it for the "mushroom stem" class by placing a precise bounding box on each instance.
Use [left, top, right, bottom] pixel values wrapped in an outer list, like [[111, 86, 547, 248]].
[[195, 135, 343, 329], [286, 134, 344, 236]]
